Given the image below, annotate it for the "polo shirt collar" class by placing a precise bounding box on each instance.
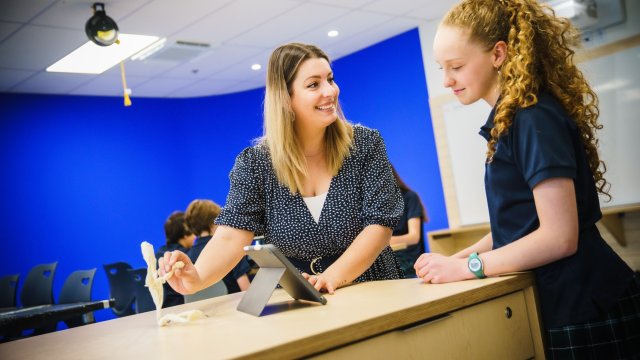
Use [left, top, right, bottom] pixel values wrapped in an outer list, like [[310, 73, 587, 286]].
[[479, 105, 497, 141]]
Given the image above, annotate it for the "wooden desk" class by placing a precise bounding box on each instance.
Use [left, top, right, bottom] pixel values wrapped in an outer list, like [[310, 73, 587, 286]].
[[0, 273, 544, 360], [427, 223, 490, 256], [599, 203, 640, 246]]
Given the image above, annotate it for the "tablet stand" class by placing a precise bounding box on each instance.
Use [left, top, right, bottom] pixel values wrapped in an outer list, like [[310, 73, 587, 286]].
[[237, 267, 286, 316]]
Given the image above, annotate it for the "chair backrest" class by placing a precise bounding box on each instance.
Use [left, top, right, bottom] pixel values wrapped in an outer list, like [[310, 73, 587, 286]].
[[59, 268, 96, 303], [20, 262, 58, 307], [127, 268, 156, 313], [59, 268, 97, 327], [0, 274, 20, 308], [184, 281, 228, 303], [102, 262, 136, 317]]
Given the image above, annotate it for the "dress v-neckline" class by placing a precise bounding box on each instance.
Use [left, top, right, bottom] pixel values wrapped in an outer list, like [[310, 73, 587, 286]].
[[299, 178, 334, 225]]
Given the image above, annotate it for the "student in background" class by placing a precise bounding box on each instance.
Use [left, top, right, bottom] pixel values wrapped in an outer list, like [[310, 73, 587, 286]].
[[390, 165, 428, 278], [159, 42, 403, 296], [185, 199, 250, 293], [416, 0, 639, 357], [156, 211, 195, 307]]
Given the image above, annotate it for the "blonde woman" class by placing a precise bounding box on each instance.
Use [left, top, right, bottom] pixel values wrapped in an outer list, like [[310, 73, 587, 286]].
[[415, 0, 639, 357], [160, 43, 403, 295]]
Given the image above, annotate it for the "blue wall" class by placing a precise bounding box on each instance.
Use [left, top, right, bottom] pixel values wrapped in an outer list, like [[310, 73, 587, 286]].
[[332, 29, 446, 236], [0, 28, 446, 324]]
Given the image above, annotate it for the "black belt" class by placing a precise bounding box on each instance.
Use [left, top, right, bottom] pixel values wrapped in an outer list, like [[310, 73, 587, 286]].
[[287, 253, 341, 275]]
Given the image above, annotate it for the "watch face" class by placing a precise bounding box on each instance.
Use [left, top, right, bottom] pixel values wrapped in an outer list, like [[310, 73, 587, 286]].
[[469, 258, 482, 272]]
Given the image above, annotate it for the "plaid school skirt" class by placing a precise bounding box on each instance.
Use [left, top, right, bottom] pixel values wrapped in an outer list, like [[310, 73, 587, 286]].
[[546, 274, 640, 360]]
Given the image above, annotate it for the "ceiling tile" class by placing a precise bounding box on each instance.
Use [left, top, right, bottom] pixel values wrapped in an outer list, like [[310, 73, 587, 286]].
[[115, 58, 182, 78], [305, 0, 373, 9], [208, 49, 270, 81], [0, 21, 21, 42], [167, 78, 237, 98], [130, 77, 199, 98], [291, 10, 392, 50], [11, 71, 95, 94], [162, 44, 265, 78], [0, 0, 55, 23], [406, 2, 454, 21], [228, 3, 350, 47], [117, 0, 234, 38], [0, 68, 36, 91], [31, 0, 150, 30], [363, 0, 430, 16], [326, 17, 420, 57], [223, 79, 264, 95], [174, 0, 299, 45], [69, 73, 148, 97], [0, 25, 86, 70]]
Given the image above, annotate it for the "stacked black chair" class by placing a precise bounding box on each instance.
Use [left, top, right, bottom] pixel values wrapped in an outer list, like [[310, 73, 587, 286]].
[[102, 262, 136, 317], [0, 274, 20, 311], [20, 262, 58, 334], [127, 268, 156, 313], [20, 262, 58, 308], [58, 268, 97, 327]]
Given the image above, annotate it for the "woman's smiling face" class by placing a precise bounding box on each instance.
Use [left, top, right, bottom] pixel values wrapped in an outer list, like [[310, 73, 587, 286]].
[[289, 57, 339, 132]]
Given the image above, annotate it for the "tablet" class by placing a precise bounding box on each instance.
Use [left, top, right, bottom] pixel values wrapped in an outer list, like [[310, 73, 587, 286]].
[[244, 244, 327, 305]]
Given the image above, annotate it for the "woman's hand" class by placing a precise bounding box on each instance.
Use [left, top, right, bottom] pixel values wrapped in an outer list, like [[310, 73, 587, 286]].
[[301, 271, 347, 294], [413, 253, 473, 284], [158, 250, 202, 295]]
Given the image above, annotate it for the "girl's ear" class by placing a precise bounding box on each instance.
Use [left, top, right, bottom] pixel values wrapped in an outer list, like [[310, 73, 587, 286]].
[[493, 41, 507, 69]]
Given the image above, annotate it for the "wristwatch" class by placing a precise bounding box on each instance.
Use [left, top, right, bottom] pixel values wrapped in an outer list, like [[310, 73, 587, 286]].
[[468, 252, 486, 279]]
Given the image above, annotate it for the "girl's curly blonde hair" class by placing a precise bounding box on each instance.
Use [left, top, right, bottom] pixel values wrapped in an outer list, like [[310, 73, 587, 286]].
[[443, 0, 609, 198]]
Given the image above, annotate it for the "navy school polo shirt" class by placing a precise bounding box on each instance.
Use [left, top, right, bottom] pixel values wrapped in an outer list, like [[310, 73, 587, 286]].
[[392, 189, 425, 263], [480, 92, 633, 328]]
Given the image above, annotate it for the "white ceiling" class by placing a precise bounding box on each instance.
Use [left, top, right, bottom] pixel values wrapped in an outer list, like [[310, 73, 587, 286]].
[[0, 0, 455, 98]]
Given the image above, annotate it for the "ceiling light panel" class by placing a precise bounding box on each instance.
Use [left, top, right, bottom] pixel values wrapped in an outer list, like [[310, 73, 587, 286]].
[[47, 34, 161, 74]]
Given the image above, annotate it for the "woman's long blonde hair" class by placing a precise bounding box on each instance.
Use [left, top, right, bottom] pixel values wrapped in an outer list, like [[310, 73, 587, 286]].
[[261, 43, 353, 194], [443, 0, 609, 197]]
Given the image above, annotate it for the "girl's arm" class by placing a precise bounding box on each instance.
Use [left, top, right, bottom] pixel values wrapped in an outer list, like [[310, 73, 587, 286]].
[[481, 177, 578, 275], [416, 177, 578, 283]]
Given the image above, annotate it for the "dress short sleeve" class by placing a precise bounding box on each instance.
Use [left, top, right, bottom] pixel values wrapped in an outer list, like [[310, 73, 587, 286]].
[[215, 147, 266, 234], [358, 128, 403, 229], [512, 106, 577, 189]]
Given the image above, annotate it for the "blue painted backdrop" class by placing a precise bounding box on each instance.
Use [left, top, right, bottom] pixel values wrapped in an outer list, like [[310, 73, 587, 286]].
[[0, 28, 446, 324]]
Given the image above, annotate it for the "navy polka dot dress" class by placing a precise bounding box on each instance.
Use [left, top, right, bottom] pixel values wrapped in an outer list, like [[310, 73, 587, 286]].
[[216, 125, 404, 282]]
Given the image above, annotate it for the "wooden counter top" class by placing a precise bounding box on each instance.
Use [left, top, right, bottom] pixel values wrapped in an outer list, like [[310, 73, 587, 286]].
[[0, 273, 539, 360]]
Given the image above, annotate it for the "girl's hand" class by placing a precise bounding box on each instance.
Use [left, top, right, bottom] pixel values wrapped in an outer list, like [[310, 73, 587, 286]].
[[414, 253, 473, 283]]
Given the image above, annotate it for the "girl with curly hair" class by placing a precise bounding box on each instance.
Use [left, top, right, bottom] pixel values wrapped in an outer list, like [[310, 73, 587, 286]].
[[415, 0, 639, 357]]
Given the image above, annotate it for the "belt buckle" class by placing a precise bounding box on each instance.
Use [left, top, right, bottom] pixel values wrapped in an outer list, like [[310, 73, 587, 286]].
[[310, 257, 322, 275]]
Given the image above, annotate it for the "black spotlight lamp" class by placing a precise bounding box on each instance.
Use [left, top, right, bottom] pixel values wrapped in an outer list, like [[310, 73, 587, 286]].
[[85, 3, 119, 46]]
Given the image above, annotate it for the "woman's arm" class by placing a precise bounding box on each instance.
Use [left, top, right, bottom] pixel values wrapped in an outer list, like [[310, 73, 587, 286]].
[[415, 177, 578, 283], [307, 224, 391, 294], [390, 217, 422, 246], [160, 225, 254, 294]]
